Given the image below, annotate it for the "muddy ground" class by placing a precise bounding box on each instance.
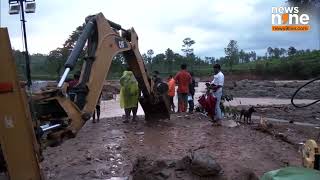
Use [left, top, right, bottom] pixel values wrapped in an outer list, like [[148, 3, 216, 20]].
[[222, 80, 320, 124], [42, 113, 305, 180], [38, 79, 320, 180], [224, 79, 320, 99], [252, 104, 320, 124]]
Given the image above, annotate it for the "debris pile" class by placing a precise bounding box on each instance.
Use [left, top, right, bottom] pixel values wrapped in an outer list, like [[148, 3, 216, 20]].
[[131, 149, 223, 180]]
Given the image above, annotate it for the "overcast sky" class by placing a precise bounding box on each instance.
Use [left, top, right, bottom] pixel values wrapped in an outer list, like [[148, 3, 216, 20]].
[[0, 0, 319, 58]]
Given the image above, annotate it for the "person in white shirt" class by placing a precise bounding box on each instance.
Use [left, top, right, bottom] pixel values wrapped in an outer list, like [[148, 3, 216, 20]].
[[210, 64, 224, 125]]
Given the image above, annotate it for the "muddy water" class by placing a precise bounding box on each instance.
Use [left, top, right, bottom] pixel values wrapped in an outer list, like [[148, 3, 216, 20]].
[[197, 82, 316, 106], [226, 97, 316, 106], [101, 82, 316, 118], [100, 95, 144, 118]]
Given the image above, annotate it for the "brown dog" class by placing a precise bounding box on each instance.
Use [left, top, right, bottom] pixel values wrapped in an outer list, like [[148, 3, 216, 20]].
[[240, 107, 256, 124]]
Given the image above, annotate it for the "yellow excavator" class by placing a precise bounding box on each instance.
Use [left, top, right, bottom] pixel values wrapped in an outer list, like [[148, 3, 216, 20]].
[[0, 13, 170, 179]]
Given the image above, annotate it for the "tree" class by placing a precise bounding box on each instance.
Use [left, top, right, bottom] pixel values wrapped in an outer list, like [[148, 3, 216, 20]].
[[205, 57, 215, 64], [250, 51, 257, 61], [306, 49, 311, 53], [181, 38, 195, 56], [239, 49, 245, 63], [147, 49, 154, 63], [288, 46, 297, 56], [273, 48, 281, 58], [147, 49, 154, 70], [63, 24, 85, 49], [142, 53, 148, 64], [165, 48, 174, 73], [224, 40, 239, 70], [47, 48, 68, 77], [280, 48, 287, 57], [46, 24, 87, 78], [153, 53, 165, 64], [267, 47, 274, 58], [287, 0, 320, 13]]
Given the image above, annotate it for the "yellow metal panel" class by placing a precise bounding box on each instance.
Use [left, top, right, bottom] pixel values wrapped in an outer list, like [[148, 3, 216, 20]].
[[82, 13, 131, 114], [0, 28, 42, 180]]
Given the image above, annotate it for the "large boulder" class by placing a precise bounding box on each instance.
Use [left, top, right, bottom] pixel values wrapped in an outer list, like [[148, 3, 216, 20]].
[[190, 151, 222, 177]]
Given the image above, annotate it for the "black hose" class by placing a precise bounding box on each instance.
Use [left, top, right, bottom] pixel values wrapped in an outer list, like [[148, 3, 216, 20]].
[[291, 77, 320, 108]]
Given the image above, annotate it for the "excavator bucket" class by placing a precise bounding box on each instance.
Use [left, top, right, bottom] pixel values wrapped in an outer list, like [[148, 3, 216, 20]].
[[140, 94, 171, 121]]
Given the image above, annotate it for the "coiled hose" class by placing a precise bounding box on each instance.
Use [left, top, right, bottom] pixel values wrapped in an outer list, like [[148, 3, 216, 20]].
[[291, 77, 320, 108]]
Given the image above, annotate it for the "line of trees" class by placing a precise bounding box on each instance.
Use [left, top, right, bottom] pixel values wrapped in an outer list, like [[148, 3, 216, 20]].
[[12, 24, 319, 80]]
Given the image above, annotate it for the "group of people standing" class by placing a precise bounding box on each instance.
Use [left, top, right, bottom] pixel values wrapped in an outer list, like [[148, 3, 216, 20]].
[[68, 63, 224, 125], [167, 63, 224, 125], [167, 64, 195, 113]]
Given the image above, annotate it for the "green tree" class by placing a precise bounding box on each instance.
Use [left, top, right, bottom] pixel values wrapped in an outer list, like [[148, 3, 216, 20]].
[[181, 38, 195, 56], [63, 24, 85, 49], [287, 0, 320, 13], [147, 49, 154, 70], [250, 51, 257, 61], [267, 47, 273, 58], [147, 49, 154, 63], [239, 49, 245, 63], [142, 53, 148, 64], [165, 48, 174, 73], [288, 46, 297, 56], [47, 48, 68, 78], [47, 24, 86, 78], [280, 48, 287, 57], [273, 48, 281, 58], [224, 40, 239, 70]]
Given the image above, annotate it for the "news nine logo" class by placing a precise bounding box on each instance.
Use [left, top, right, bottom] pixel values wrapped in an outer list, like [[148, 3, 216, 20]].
[[272, 7, 310, 32]]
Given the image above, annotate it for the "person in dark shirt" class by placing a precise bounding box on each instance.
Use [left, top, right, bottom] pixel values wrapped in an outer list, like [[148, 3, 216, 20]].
[[93, 93, 102, 123], [188, 72, 196, 113], [153, 70, 162, 84], [67, 72, 80, 102], [68, 72, 80, 89]]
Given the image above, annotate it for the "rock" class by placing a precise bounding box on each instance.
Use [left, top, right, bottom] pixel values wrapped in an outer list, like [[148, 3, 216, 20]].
[[221, 120, 238, 128], [106, 177, 129, 180], [175, 171, 184, 178], [190, 151, 222, 176], [175, 156, 191, 171], [157, 169, 171, 179], [232, 167, 259, 180], [135, 132, 144, 135]]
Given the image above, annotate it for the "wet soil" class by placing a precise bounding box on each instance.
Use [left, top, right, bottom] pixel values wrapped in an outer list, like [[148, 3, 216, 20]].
[[41, 113, 302, 180], [254, 104, 320, 124], [224, 79, 320, 99], [38, 79, 320, 179]]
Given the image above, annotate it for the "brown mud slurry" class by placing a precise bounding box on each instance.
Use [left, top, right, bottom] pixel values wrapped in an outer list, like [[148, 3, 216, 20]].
[[42, 113, 302, 180]]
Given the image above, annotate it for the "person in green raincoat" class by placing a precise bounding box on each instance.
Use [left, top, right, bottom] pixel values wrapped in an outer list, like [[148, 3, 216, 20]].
[[120, 69, 139, 123]]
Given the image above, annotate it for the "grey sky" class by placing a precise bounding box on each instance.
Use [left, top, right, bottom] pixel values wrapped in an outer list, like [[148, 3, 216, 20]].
[[1, 0, 319, 58]]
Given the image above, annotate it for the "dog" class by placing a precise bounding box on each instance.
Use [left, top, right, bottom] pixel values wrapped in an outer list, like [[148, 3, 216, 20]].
[[240, 106, 256, 124]]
